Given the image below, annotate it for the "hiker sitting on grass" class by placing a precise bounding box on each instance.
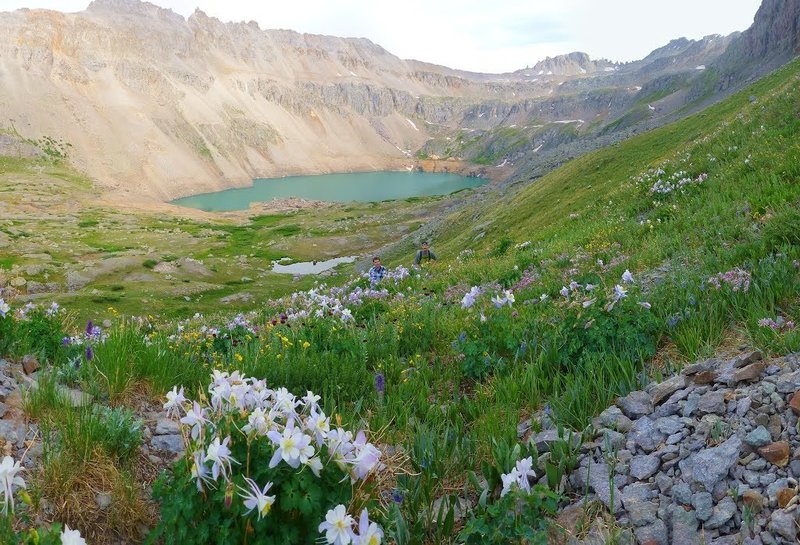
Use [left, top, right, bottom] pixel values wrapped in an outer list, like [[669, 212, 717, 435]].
[[414, 241, 438, 266], [369, 256, 387, 287]]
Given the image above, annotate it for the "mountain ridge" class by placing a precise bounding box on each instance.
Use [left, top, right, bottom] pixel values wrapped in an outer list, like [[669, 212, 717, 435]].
[[0, 0, 791, 203]]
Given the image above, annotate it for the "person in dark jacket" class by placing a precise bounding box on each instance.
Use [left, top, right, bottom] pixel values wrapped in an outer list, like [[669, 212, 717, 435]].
[[413, 241, 438, 266]]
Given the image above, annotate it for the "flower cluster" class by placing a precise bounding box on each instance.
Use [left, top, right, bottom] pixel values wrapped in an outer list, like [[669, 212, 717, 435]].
[[633, 166, 708, 197], [62, 319, 108, 361], [165, 372, 383, 534], [491, 290, 515, 308], [461, 286, 482, 309], [319, 505, 383, 545], [758, 317, 796, 332], [708, 268, 752, 293], [500, 456, 536, 497], [0, 298, 9, 319]]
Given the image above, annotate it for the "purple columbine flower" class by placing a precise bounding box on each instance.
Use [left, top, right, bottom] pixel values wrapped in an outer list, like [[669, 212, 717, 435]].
[[374, 373, 385, 395]]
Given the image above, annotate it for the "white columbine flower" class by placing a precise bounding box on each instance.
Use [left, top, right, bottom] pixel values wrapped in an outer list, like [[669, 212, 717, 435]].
[[205, 436, 237, 481], [268, 422, 314, 469], [613, 284, 628, 300], [163, 386, 186, 417], [60, 525, 87, 545], [500, 467, 521, 497], [560, 286, 569, 298], [0, 299, 9, 318], [622, 269, 635, 284], [319, 504, 355, 545], [0, 455, 25, 514], [181, 401, 210, 441], [242, 407, 270, 436], [354, 508, 383, 545], [239, 477, 275, 520]]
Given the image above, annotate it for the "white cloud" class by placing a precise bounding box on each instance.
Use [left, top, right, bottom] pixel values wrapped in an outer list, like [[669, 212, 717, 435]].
[[0, 0, 762, 72]]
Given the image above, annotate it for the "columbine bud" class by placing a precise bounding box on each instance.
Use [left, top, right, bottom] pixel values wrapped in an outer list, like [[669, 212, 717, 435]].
[[224, 482, 234, 510]]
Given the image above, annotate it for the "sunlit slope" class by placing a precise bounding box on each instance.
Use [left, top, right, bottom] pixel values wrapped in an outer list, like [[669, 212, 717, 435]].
[[435, 58, 800, 264]]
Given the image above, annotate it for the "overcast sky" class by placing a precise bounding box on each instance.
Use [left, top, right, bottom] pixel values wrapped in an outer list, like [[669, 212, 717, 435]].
[[0, 0, 762, 72]]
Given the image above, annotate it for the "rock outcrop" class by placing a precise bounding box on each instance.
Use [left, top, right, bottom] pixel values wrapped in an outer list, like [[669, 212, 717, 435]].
[[555, 350, 800, 545]]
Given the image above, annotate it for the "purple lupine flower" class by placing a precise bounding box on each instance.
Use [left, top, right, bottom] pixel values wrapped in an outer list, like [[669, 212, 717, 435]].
[[85, 320, 93, 336], [374, 373, 385, 395], [85, 345, 94, 361]]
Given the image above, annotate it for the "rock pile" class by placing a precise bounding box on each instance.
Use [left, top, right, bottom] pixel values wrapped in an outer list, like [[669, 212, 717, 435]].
[[556, 350, 800, 544]]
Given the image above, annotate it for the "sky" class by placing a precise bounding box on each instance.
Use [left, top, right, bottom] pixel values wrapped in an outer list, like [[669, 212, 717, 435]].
[[0, 0, 763, 73]]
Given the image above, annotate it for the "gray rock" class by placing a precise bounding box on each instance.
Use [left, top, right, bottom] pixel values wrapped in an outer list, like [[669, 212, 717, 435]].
[[617, 390, 653, 419], [769, 509, 798, 541], [630, 454, 661, 480], [155, 418, 180, 436], [531, 428, 579, 453], [633, 519, 667, 545], [655, 416, 684, 436], [776, 370, 800, 394], [746, 458, 768, 471], [629, 417, 665, 453], [574, 462, 622, 513], [691, 491, 714, 521], [671, 504, 701, 545], [745, 426, 773, 448], [683, 359, 719, 375], [736, 396, 752, 417], [767, 414, 782, 440], [698, 390, 728, 415], [96, 492, 112, 510], [683, 392, 700, 417], [733, 350, 763, 368], [679, 436, 742, 492], [760, 531, 777, 545], [704, 496, 737, 529], [596, 405, 634, 432], [651, 375, 687, 405], [598, 429, 626, 452], [672, 481, 693, 505], [656, 473, 673, 495], [622, 483, 657, 527], [0, 421, 26, 448], [150, 434, 185, 454], [765, 478, 789, 502], [789, 459, 800, 477]]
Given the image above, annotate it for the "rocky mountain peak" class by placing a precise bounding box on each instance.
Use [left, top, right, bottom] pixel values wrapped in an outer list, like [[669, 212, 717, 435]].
[[86, 0, 180, 19]]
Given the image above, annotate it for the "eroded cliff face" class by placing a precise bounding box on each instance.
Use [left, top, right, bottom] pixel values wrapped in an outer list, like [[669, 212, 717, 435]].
[[0, 0, 777, 202]]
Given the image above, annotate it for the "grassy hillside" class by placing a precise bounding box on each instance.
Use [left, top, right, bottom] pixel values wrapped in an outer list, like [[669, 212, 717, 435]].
[[1, 60, 799, 544]]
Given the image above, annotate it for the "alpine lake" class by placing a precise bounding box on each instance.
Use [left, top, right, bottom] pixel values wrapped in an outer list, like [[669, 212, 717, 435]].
[[171, 171, 487, 211]]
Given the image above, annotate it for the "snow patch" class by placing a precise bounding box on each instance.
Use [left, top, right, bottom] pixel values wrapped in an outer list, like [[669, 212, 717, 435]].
[[695, 65, 706, 70], [603, 66, 617, 72], [648, 104, 655, 111], [533, 144, 543, 152], [406, 118, 419, 131], [496, 159, 509, 167], [579, 68, 586, 74], [553, 119, 584, 124], [349, 70, 358, 77]]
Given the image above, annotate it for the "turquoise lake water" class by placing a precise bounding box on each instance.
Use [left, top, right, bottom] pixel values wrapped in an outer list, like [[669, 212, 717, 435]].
[[171, 171, 487, 211]]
